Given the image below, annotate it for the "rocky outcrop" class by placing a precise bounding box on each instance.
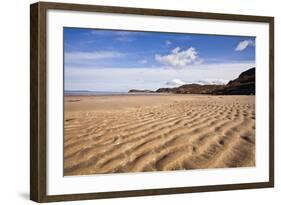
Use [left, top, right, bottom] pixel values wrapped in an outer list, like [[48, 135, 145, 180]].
[[128, 89, 155, 93], [155, 67, 255, 95], [156, 84, 224, 94], [212, 67, 255, 95]]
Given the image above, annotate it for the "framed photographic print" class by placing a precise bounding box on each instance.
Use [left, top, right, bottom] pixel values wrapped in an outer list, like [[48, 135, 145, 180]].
[[30, 1, 274, 202]]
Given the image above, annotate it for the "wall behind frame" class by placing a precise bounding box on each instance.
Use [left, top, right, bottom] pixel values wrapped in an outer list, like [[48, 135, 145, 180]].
[[0, 0, 279, 204]]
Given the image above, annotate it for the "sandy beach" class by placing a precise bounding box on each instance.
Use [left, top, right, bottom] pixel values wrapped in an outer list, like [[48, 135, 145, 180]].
[[64, 94, 255, 176]]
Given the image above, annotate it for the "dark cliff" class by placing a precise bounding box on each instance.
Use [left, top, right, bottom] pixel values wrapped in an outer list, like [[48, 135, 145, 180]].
[[155, 67, 255, 95]]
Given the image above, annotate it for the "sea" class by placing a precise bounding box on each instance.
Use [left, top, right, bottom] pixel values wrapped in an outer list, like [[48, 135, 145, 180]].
[[64, 91, 165, 96]]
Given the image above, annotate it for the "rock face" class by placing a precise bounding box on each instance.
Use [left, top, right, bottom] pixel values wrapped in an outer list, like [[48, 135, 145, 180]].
[[212, 67, 255, 95], [128, 89, 155, 93], [156, 84, 224, 94], [155, 67, 255, 95]]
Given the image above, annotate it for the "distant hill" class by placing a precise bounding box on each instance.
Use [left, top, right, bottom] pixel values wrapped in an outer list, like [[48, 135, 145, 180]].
[[155, 67, 255, 95], [212, 67, 255, 95], [156, 84, 224, 94], [128, 89, 155, 93]]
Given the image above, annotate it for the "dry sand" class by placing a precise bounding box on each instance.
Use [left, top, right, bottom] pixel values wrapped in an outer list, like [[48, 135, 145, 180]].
[[64, 94, 255, 176]]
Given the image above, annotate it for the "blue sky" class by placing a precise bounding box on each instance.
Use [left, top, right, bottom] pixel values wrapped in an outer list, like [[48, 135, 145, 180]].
[[64, 27, 255, 91]]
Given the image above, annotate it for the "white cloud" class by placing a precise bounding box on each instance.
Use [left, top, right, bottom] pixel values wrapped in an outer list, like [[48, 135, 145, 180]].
[[65, 62, 255, 91], [90, 30, 138, 42], [165, 40, 172, 46], [138, 59, 148, 64], [155, 47, 203, 69], [65, 51, 125, 62], [91, 30, 134, 36], [172, 47, 181, 53], [196, 79, 228, 85], [115, 36, 134, 42], [115, 31, 136, 36], [90, 30, 110, 35], [235, 39, 255, 51], [166, 79, 186, 87]]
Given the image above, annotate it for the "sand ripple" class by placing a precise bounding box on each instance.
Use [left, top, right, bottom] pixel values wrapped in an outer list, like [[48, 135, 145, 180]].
[[64, 95, 255, 176]]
